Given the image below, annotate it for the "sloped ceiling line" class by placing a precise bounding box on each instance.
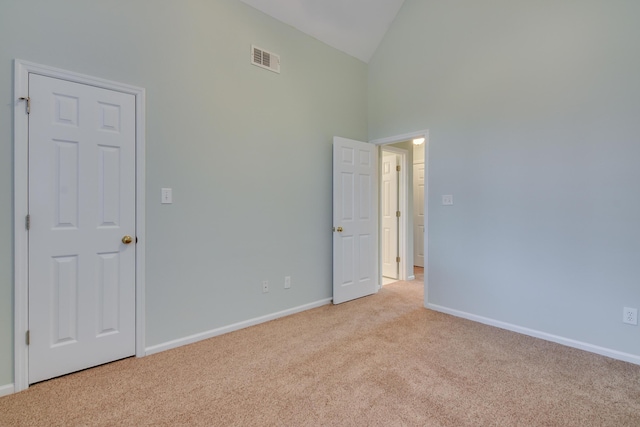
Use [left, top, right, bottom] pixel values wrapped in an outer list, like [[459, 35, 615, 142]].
[[239, 0, 405, 63]]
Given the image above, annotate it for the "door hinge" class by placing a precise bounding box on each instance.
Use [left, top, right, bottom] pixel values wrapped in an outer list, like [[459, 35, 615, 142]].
[[26, 214, 31, 230], [19, 96, 31, 114], [396, 256, 401, 263], [396, 211, 401, 218], [396, 165, 401, 172], [26, 330, 30, 346]]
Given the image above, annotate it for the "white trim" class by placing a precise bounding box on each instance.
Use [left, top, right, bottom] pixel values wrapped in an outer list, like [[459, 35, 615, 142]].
[[13, 59, 146, 392], [13, 60, 29, 394], [370, 130, 429, 146], [380, 146, 408, 282], [146, 298, 333, 355], [427, 303, 640, 366], [0, 383, 15, 397]]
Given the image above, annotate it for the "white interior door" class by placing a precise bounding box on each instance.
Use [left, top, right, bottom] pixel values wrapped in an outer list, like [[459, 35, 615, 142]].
[[28, 73, 136, 383], [381, 152, 399, 279], [413, 162, 425, 267], [333, 137, 378, 304]]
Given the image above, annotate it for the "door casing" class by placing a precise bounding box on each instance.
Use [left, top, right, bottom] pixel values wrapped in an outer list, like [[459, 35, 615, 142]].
[[13, 59, 146, 392]]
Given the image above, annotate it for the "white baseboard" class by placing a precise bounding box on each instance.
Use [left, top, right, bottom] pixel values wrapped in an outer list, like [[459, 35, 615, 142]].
[[146, 298, 333, 356], [427, 303, 640, 366], [0, 383, 15, 397]]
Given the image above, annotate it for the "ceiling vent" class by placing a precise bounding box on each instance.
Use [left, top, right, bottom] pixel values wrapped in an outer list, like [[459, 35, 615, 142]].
[[251, 45, 280, 74]]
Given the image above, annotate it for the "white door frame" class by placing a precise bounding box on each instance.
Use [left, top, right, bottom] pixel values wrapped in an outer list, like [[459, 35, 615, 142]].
[[371, 130, 429, 294], [380, 146, 407, 282], [13, 59, 146, 392]]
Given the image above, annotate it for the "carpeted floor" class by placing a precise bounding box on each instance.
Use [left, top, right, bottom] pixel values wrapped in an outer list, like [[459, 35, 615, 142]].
[[1, 272, 640, 426]]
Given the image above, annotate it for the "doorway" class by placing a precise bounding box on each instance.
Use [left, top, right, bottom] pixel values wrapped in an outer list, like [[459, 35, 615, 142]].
[[13, 60, 147, 391], [371, 131, 428, 289]]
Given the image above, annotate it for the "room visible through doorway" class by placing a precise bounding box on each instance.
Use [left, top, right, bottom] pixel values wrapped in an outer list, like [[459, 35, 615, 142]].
[[371, 130, 428, 293]]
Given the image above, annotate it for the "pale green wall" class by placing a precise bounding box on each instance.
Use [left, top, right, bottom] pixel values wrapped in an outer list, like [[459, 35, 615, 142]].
[[0, 0, 367, 386], [369, 0, 640, 356]]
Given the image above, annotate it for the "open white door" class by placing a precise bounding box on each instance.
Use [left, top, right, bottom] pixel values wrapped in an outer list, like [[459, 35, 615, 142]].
[[381, 152, 399, 279], [413, 162, 425, 267], [332, 137, 378, 304]]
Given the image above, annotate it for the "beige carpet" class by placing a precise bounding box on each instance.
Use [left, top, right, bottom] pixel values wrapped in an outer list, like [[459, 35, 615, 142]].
[[2, 274, 640, 426]]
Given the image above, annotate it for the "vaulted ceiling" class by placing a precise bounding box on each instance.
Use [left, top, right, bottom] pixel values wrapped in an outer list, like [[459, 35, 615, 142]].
[[238, 0, 405, 63]]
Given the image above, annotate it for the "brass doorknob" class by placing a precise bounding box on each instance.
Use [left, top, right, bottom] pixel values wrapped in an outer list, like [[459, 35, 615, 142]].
[[336, 227, 343, 233], [122, 235, 133, 244]]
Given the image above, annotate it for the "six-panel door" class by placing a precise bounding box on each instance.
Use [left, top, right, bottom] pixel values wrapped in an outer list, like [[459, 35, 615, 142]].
[[332, 137, 378, 304], [381, 152, 399, 279], [28, 74, 136, 383]]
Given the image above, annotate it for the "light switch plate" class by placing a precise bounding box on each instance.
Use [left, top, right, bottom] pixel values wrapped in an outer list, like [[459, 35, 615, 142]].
[[161, 188, 172, 204], [442, 195, 453, 205]]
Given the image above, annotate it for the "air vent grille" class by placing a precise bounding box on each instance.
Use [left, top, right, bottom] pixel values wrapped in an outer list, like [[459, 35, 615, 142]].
[[251, 45, 280, 74]]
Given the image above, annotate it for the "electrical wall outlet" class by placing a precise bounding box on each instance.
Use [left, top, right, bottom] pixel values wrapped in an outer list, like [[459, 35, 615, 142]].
[[623, 307, 637, 325], [284, 276, 291, 289], [262, 280, 269, 293], [442, 195, 453, 206]]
